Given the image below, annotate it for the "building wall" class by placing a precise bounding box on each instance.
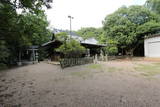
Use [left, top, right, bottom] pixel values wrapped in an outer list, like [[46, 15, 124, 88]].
[[145, 36, 160, 57]]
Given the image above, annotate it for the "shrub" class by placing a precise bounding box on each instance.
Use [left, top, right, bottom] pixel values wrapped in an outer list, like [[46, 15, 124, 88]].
[[56, 39, 86, 58], [0, 40, 9, 70], [104, 40, 118, 55]]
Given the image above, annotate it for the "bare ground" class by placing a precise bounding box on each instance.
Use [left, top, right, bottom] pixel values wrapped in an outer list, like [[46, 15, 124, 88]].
[[1, 60, 160, 107]]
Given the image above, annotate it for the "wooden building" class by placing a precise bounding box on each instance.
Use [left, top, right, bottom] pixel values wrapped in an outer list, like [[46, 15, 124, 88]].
[[41, 39, 106, 61], [41, 29, 106, 61]]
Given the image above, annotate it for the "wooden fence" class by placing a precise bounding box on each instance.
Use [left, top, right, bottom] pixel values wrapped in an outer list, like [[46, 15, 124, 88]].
[[60, 57, 94, 68]]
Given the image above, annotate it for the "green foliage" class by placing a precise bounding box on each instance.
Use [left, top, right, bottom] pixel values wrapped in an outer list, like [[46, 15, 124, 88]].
[[88, 64, 101, 69], [0, 63, 7, 71], [145, 0, 160, 14], [103, 5, 160, 56], [76, 27, 104, 42], [0, 40, 10, 69], [98, 32, 107, 44], [0, 40, 9, 61], [1, 0, 52, 14], [135, 63, 160, 77], [0, 1, 52, 67], [55, 32, 69, 42], [104, 40, 118, 55], [107, 67, 118, 72], [57, 39, 86, 58], [137, 20, 160, 36], [107, 47, 118, 56], [17, 13, 52, 46], [38, 48, 48, 61]]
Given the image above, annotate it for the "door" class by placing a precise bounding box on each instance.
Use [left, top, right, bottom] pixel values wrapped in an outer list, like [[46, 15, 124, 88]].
[[148, 41, 160, 57]]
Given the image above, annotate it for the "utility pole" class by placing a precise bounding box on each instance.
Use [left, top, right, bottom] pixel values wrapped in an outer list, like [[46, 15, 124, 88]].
[[68, 15, 74, 39]]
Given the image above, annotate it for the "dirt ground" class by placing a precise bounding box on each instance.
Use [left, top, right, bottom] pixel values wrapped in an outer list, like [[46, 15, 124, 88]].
[[1, 60, 160, 107]]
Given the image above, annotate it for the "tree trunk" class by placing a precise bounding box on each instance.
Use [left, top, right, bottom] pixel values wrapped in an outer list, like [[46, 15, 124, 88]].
[[130, 49, 134, 57]]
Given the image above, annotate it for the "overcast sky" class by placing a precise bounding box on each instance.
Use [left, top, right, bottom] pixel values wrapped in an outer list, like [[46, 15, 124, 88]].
[[45, 0, 146, 31]]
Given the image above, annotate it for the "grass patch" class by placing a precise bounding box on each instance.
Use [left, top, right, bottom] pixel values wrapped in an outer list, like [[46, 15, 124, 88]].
[[154, 62, 160, 66], [106, 67, 123, 72], [135, 63, 160, 77], [88, 64, 121, 73], [88, 64, 101, 69], [70, 71, 90, 77], [107, 67, 117, 72]]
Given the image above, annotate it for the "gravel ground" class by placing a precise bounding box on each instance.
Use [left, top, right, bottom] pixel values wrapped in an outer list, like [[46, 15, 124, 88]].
[[1, 61, 160, 107]]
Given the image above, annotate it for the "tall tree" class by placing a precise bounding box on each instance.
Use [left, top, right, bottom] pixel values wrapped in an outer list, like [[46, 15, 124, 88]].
[[145, 0, 160, 14], [103, 5, 160, 56], [1, 0, 52, 12], [0, 0, 52, 68], [76, 27, 104, 42]]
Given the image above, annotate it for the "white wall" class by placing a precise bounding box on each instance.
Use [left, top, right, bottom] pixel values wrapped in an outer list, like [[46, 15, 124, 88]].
[[145, 36, 160, 57]]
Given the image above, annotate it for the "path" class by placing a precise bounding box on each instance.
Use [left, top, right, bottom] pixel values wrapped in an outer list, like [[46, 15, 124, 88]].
[[0, 61, 160, 107]]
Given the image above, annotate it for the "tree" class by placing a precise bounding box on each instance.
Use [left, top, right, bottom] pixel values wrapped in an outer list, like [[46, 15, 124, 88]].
[[55, 32, 69, 42], [3, 12, 52, 63], [0, 1, 52, 68], [1, 0, 52, 13], [17, 13, 52, 46], [103, 5, 160, 56], [137, 20, 160, 36], [0, 40, 10, 70], [103, 40, 118, 55], [145, 0, 160, 14], [76, 27, 104, 42], [0, 2, 19, 65], [56, 39, 86, 58]]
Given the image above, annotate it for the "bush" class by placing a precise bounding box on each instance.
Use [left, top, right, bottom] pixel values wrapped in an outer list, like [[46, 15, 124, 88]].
[[107, 47, 118, 55], [104, 40, 118, 55], [0, 63, 7, 71], [0, 40, 10, 69], [38, 48, 48, 61], [55, 32, 69, 42]]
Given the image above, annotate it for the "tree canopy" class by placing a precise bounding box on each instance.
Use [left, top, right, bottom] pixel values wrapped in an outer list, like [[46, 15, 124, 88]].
[[103, 5, 160, 56], [55, 32, 69, 42], [145, 0, 160, 14], [56, 39, 86, 58], [76, 27, 104, 42], [1, 0, 52, 13], [55, 32, 86, 58], [0, 0, 52, 69]]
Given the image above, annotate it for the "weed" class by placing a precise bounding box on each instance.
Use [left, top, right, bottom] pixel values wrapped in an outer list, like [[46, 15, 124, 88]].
[[107, 67, 117, 72], [88, 64, 101, 69], [135, 63, 160, 77]]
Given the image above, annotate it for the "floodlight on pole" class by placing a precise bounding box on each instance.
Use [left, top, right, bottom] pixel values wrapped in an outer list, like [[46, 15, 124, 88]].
[[68, 15, 74, 39]]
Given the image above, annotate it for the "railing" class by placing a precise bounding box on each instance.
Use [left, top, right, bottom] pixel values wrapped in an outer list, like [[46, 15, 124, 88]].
[[60, 57, 94, 68]]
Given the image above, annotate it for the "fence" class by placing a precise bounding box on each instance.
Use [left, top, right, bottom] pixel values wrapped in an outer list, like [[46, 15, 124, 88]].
[[60, 57, 94, 68]]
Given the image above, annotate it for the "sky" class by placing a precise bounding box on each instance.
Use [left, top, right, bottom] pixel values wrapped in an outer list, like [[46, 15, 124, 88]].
[[45, 0, 146, 31]]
